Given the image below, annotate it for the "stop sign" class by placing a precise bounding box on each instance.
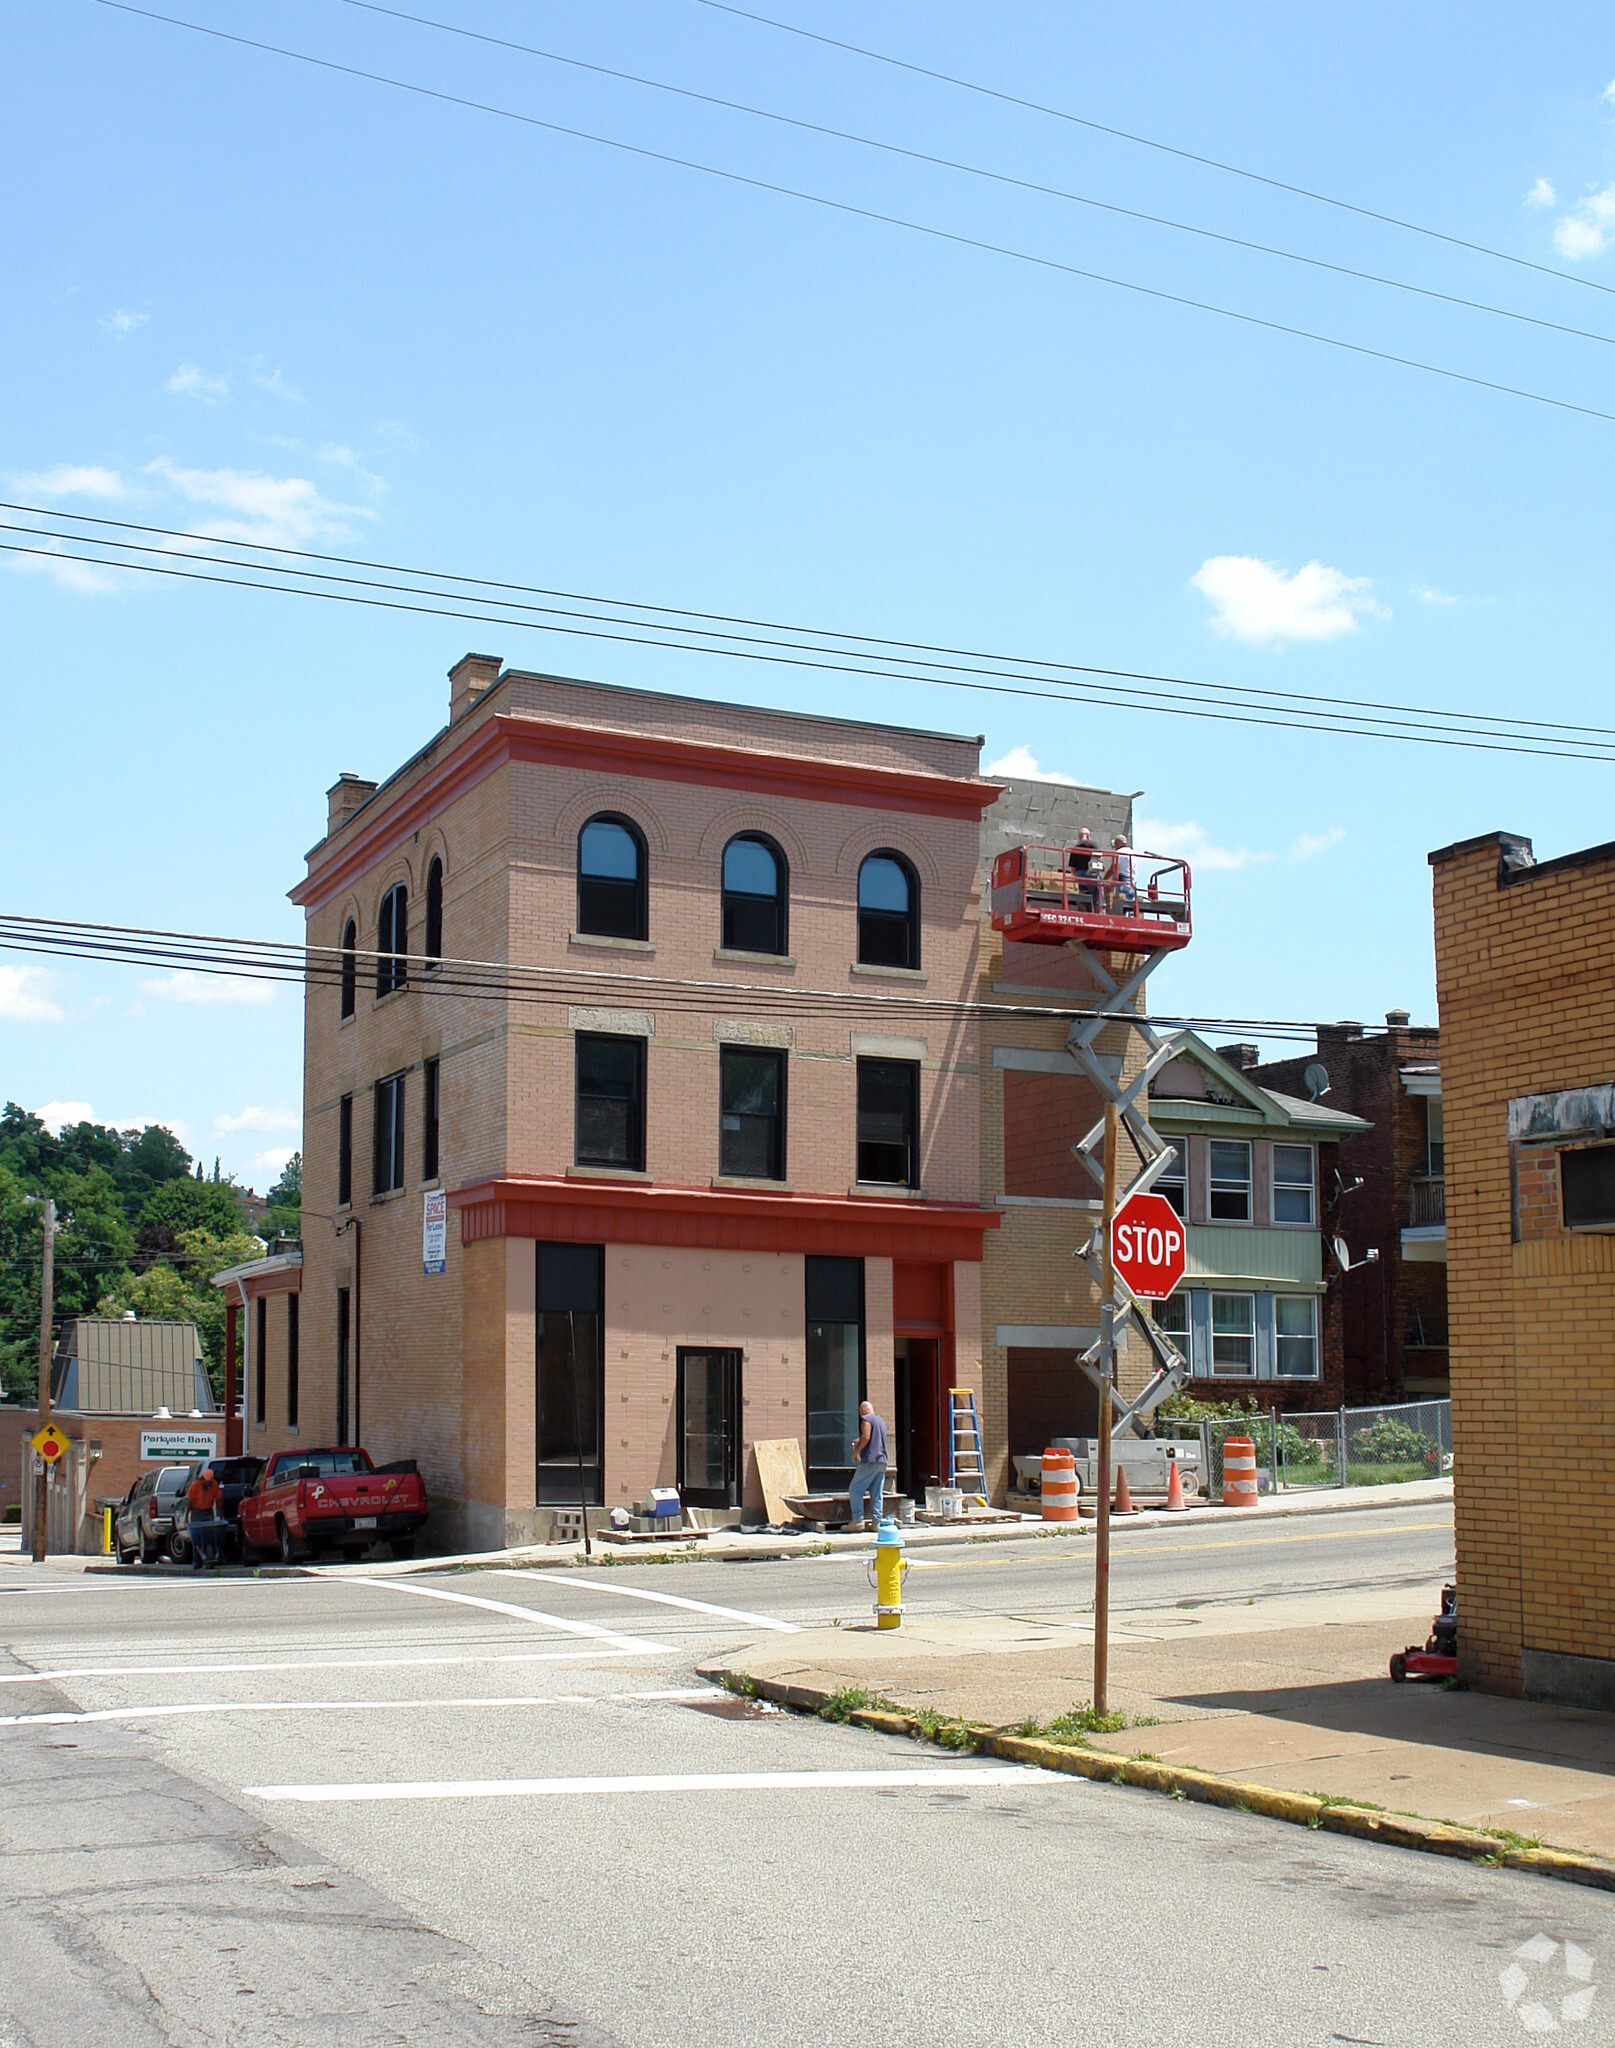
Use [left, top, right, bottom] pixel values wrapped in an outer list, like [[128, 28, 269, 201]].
[[1111, 1191, 1186, 1301]]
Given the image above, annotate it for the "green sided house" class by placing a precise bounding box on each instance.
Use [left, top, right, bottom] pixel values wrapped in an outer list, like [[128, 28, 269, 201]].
[[1145, 1035, 1370, 1411]]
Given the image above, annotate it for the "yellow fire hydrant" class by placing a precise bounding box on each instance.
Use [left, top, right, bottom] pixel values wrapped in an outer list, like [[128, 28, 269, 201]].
[[873, 1517, 907, 1630]]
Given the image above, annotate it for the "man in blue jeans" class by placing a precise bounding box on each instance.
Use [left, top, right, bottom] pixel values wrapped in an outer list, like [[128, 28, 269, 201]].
[[846, 1402, 888, 1530]]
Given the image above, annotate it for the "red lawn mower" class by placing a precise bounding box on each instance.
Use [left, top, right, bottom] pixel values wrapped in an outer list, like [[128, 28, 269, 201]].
[[1389, 1583, 1457, 1683]]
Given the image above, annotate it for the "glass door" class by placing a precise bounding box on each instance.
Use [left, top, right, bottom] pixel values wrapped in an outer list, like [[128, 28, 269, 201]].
[[677, 1348, 743, 1509]]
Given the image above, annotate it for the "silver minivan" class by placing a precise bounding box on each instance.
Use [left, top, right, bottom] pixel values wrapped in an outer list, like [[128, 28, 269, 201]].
[[114, 1465, 191, 1564]]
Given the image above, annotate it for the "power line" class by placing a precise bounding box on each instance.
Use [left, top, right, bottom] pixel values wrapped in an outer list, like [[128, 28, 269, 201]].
[[696, 0, 1615, 302], [8, 504, 1615, 764], [339, 0, 1615, 353], [0, 911, 1345, 1045], [88, 1, 1615, 428]]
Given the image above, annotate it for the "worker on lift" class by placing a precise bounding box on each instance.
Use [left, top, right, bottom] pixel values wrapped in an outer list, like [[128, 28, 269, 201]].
[[1108, 836, 1136, 914], [1071, 828, 1103, 911]]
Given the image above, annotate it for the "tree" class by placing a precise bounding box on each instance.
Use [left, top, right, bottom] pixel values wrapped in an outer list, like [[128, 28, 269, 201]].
[[136, 1178, 245, 1254], [97, 1223, 265, 1399], [0, 1157, 135, 1399], [0, 1103, 193, 1230], [260, 1152, 302, 1240]]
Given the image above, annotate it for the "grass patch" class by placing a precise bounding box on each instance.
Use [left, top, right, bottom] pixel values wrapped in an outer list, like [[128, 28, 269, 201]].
[[818, 1686, 873, 1723], [1013, 1701, 1156, 1746]]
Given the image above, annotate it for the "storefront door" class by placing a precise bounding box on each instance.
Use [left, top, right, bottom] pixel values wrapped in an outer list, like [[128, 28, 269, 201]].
[[894, 1336, 944, 1500], [677, 1348, 743, 1509]]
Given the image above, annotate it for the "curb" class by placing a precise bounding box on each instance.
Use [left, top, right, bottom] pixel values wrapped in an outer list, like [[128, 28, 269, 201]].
[[704, 1668, 1615, 1896]]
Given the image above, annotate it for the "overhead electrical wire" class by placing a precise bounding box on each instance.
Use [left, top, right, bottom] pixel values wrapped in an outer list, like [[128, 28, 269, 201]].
[[337, 0, 1615, 353], [6, 501, 1615, 766], [696, 0, 1615, 303], [88, 0, 1615, 427], [0, 912, 1342, 1046]]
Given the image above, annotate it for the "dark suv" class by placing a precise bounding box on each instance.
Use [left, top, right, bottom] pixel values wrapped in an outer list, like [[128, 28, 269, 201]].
[[114, 1466, 192, 1564], [169, 1455, 266, 1563]]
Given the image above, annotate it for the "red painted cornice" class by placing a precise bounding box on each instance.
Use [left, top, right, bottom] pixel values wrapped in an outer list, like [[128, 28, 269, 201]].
[[447, 1174, 1000, 1262], [292, 710, 1001, 912]]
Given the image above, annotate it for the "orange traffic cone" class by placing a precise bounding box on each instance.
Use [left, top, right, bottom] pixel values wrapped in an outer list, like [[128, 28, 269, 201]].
[[1164, 1457, 1188, 1512], [1112, 1464, 1137, 1514]]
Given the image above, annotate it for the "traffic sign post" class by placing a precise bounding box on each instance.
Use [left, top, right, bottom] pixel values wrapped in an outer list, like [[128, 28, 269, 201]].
[[1109, 1192, 1187, 1303]]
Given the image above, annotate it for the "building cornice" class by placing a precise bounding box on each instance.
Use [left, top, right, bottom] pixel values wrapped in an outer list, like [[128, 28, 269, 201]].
[[292, 711, 1002, 913], [447, 1174, 1001, 1262]]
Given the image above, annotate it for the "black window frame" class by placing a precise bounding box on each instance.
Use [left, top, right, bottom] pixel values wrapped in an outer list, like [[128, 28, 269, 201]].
[[856, 1056, 920, 1188], [857, 850, 920, 970], [1156, 1139, 1187, 1217], [535, 1241, 605, 1505], [721, 833, 788, 956], [1562, 1143, 1615, 1230], [376, 882, 408, 997], [423, 1057, 440, 1182], [804, 1256, 865, 1489], [577, 813, 648, 942], [286, 1293, 299, 1429], [337, 1093, 353, 1208], [719, 1044, 786, 1181], [373, 1071, 406, 1196], [339, 918, 357, 1020], [575, 1033, 647, 1172], [424, 856, 444, 963]]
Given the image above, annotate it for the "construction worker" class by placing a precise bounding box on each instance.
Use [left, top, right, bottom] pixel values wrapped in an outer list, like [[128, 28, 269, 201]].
[[186, 1465, 224, 1572], [846, 1401, 889, 1530]]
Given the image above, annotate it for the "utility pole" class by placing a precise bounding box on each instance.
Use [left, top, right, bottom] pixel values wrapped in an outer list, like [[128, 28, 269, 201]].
[[32, 1197, 55, 1565], [1094, 1105, 1118, 1719]]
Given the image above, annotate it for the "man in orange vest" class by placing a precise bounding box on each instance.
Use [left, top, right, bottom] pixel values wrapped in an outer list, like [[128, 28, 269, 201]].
[[186, 1465, 224, 1572]]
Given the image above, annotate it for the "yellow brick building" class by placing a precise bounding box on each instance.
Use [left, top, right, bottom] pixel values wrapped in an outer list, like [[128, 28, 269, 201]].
[[1430, 829, 1615, 1708]]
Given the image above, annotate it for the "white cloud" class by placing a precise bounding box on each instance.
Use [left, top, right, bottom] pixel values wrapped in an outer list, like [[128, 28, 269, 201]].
[[166, 363, 231, 402], [34, 1099, 92, 1129], [14, 463, 128, 500], [1526, 177, 1556, 207], [1416, 584, 1459, 605], [103, 308, 149, 336], [145, 458, 368, 547], [1604, 78, 1615, 106], [985, 745, 1079, 784], [0, 967, 65, 1023], [1554, 184, 1615, 259], [138, 970, 274, 1007], [1193, 555, 1386, 645], [1290, 827, 1346, 860], [1134, 815, 1266, 872], [253, 365, 303, 402], [251, 1145, 297, 1179], [214, 1104, 299, 1133]]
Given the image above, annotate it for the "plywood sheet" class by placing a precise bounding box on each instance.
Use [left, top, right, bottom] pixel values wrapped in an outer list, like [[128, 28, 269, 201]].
[[752, 1437, 808, 1525]]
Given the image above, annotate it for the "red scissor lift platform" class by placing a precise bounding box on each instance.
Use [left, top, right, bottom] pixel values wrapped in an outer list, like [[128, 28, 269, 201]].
[[990, 845, 1192, 953]]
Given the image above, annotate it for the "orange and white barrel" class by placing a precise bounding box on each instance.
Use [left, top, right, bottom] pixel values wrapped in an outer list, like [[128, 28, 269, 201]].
[[1222, 1434, 1258, 1509], [1040, 1448, 1079, 1522]]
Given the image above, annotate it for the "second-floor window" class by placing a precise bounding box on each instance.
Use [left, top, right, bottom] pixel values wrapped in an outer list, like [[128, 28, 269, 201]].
[[720, 1047, 785, 1180], [578, 815, 647, 941], [337, 1093, 353, 1207], [721, 835, 787, 955], [423, 1057, 440, 1181], [1272, 1143, 1315, 1225], [1156, 1140, 1187, 1216], [857, 851, 919, 970], [857, 1057, 919, 1187], [576, 1034, 646, 1170], [1562, 1143, 1615, 1229], [339, 919, 357, 1019], [1426, 1100, 1445, 1177], [373, 1072, 406, 1194], [377, 883, 408, 996], [425, 857, 444, 962], [1209, 1139, 1252, 1223]]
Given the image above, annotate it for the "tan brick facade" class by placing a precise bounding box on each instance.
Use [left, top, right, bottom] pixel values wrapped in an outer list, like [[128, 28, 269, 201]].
[[1430, 830, 1615, 1709], [286, 660, 1001, 1548]]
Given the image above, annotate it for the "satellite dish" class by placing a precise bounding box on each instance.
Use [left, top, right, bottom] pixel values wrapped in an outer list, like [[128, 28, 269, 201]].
[[1304, 1062, 1331, 1100], [1332, 1236, 1351, 1271]]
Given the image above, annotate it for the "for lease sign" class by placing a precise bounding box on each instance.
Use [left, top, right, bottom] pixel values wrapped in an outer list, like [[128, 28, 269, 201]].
[[423, 1188, 448, 1275]]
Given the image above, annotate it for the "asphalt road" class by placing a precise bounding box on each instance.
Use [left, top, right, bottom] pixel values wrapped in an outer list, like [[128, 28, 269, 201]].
[[4, 1499, 1610, 2048]]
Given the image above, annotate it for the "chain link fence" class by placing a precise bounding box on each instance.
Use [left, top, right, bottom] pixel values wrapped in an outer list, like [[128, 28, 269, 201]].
[[1160, 1399, 1451, 1501]]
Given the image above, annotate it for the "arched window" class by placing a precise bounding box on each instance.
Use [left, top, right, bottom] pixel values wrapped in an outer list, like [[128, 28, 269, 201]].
[[425, 856, 444, 963], [377, 882, 408, 996], [578, 815, 647, 941], [857, 851, 919, 969], [339, 918, 357, 1020], [721, 834, 787, 955]]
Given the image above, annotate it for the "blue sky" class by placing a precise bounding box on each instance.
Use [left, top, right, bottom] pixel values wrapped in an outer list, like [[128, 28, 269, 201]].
[[4, 0, 1614, 1184]]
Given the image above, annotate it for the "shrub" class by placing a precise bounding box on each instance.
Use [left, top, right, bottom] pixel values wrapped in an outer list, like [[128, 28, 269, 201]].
[[1351, 1415, 1437, 1465]]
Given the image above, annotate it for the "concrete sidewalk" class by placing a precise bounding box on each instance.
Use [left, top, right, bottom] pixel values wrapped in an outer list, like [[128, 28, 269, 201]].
[[699, 1578, 1615, 1870]]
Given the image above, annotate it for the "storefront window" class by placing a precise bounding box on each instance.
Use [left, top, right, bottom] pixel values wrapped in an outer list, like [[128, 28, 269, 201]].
[[536, 1242, 604, 1504], [805, 1256, 864, 1489]]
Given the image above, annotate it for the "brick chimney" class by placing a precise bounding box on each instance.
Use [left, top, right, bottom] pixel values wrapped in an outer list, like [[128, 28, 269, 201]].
[[1215, 1042, 1260, 1070], [327, 772, 377, 834], [449, 652, 502, 724]]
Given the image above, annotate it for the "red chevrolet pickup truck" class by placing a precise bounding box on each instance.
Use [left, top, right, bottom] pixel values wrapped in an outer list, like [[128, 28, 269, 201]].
[[239, 1447, 429, 1564]]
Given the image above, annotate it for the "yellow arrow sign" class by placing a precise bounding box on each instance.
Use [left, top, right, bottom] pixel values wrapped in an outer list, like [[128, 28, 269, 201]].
[[29, 1423, 70, 1462]]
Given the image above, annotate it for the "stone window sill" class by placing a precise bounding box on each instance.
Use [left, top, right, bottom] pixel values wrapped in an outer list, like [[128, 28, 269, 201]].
[[567, 1163, 652, 1182], [711, 1176, 795, 1192], [570, 932, 655, 955], [714, 949, 796, 968], [849, 1182, 926, 1200], [372, 985, 411, 1011], [851, 963, 927, 984], [370, 1186, 406, 1205], [996, 1194, 1100, 1210]]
